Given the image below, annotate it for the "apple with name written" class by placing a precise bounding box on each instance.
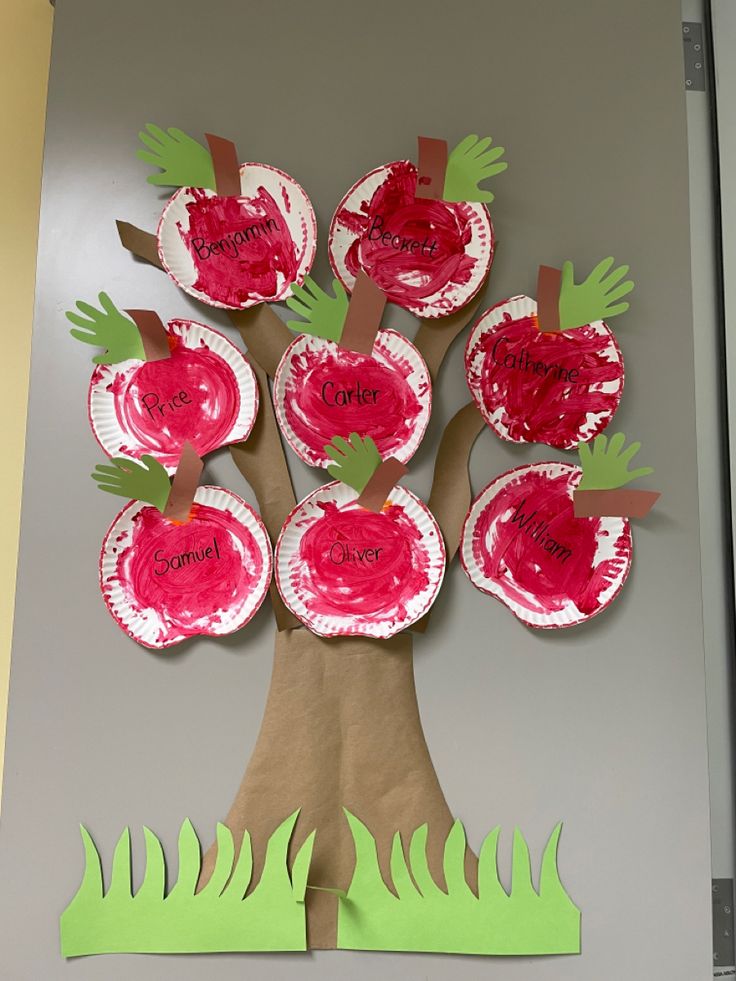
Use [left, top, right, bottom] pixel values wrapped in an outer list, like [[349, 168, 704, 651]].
[[460, 434, 659, 628], [67, 293, 259, 472], [466, 259, 634, 449], [93, 446, 272, 650], [329, 134, 506, 318], [272, 275, 431, 468], [136, 125, 316, 309], [275, 434, 445, 638]]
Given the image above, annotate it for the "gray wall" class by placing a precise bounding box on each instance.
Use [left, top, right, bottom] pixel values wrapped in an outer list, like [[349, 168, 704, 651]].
[[0, 1, 713, 978]]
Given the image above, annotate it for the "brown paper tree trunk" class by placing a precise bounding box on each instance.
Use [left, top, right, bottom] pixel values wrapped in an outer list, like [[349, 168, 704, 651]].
[[200, 627, 476, 949]]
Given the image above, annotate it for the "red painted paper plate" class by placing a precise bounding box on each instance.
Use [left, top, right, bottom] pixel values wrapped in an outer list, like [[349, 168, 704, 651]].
[[100, 486, 272, 650], [460, 461, 632, 629], [275, 481, 445, 638], [465, 295, 624, 449], [272, 328, 431, 468], [88, 319, 258, 473], [329, 161, 493, 319], [157, 162, 317, 310]]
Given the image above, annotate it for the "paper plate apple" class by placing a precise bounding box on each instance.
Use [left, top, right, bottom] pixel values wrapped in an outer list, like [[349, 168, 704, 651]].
[[329, 134, 506, 319], [466, 259, 633, 449], [460, 433, 659, 629], [94, 443, 272, 649], [272, 272, 431, 468], [136, 125, 317, 309], [275, 433, 445, 637], [67, 292, 259, 472]]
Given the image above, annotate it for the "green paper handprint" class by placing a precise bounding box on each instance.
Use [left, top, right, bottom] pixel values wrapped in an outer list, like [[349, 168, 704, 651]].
[[286, 276, 349, 342], [66, 292, 145, 365], [558, 258, 634, 331], [91, 455, 172, 512], [136, 124, 216, 190], [577, 433, 654, 491], [324, 433, 381, 493], [443, 134, 507, 204]]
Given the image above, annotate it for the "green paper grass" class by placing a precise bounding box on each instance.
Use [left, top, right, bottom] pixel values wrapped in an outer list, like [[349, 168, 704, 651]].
[[60, 812, 315, 956], [337, 810, 580, 956]]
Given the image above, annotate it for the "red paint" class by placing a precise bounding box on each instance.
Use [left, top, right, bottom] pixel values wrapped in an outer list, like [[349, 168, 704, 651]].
[[466, 299, 624, 449], [333, 161, 484, 312], [463, 463, 631, 626], [179, 187, 301, 307], [277, 331, 429, 465], [291, 501, 431, 625], [103, 501, 267, 648], [100, 335, 242, 469]]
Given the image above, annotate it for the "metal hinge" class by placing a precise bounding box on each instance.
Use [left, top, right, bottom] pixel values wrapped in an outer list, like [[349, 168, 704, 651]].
[[683, 22, 705, 91], [713, 879, 735, 972]]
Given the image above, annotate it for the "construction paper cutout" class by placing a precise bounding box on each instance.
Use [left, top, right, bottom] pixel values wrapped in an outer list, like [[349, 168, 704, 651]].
[[286, 275, 349, 343], [275, 481, 445, 638], [67, 293, 146, 365], [137, 123, 216, 190], [357, 458, 409, 513], [272, 328, 431, 469], [162, 441, 203, 522], [465, 294, 624, 449], [329, 159, 494, 319], [413, 278, 488, 382], [325, 433, 382, 493], [100, 484, 272, 648], [559, 257, 634, 331], [536, 265, 562, 332], [116, 220, 163, 269], [124, 309, 171, 362], [60, 812, 315, 956], [415, 137, 448, 200], [573, 433, 659, 517], [337, 810, 580, 955], [88, 317, 258, 472], [205, 132, 242, 197], [228, 355, 300, 631], [339, 272, 387, 355], [443, 134, 508, 204], [92, 454, 171, 512], [228, 302, 293, 380], [156, 161, 317, 310], [460, 460, 632, 629]]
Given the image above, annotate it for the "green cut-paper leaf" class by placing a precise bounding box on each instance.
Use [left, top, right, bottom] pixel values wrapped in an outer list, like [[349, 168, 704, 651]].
[[443, 134, 507, 204], [60, 812, 314, 956], [577, 433, 654, 491], [337, 810, 581, 956], [91, 455, 171, 512], [558, 257, 634, 330], [324, 433, 381, 493], [285, 276, 349, 342], [136, 123, 216, 190], [66, 292, 145, 365]]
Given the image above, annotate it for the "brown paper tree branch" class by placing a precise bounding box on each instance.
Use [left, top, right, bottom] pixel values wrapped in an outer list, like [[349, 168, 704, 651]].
[[413, 277, 488, 381], [228, 356, 300, 631]]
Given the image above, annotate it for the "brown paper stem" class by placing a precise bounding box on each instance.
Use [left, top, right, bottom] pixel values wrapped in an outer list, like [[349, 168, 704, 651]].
[[228, 303, 293, 379], [536, 265, 562, 332], [163, 442, 203, 523], [415, 136, 449, 200], [124, 309, 171, 362], [116, 220, 163, 269], [356, 458, 408, 513], [413, 278, 488, 382], [228, 355, 300, 630], [205, 133, 242, 197], [339, 272, 387, 356], [573, 488, 660, 518]]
